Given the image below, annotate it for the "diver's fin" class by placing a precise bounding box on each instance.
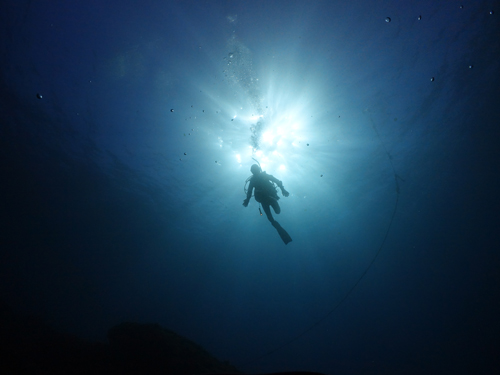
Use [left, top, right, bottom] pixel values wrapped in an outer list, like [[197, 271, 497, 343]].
[[272, 221, 292, 245]]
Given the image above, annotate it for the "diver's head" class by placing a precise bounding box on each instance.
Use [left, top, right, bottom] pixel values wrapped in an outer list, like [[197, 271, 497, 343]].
[[250, 164, 261, 175]]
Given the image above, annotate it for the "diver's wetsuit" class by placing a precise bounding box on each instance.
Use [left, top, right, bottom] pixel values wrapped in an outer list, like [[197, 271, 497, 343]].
[[245, 172, 283, 223], [243, 166, 292, 244]]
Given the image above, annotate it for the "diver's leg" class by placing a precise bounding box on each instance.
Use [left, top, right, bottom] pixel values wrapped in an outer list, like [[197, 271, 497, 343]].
[[262, 203, 275, 223], [270, 198, 281, 215], [263, 199, 292, 244]]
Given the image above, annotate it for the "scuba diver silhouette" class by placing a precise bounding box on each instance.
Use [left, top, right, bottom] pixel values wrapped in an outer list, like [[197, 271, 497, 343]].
[[243, 163, 292, 244]]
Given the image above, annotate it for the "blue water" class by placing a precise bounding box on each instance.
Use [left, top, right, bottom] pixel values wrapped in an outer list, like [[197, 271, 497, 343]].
[[1, 1, 499, 374]]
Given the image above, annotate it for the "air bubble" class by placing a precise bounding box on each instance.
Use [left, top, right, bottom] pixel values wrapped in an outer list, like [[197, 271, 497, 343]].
[[430, 77, 435, 82], [385, 17, 391, 23], [418, 15, 422, 20], [170, 109, 174, 112]]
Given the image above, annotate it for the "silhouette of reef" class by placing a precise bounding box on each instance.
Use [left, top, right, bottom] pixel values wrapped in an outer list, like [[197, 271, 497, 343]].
[[0, 302, 326, 375], [0, 302, 239, 374], [107, 322, 240, 374]]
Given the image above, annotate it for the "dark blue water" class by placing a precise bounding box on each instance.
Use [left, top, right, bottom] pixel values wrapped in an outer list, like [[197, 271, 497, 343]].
[[1, 1, 499, 374]]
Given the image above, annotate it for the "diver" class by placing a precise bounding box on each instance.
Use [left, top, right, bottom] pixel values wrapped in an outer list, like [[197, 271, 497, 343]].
[[243, 163, 292, 244]]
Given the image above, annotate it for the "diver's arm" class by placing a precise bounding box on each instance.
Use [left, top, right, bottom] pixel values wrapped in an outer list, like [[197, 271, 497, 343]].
[[268, 174, 289, 197], [243, 182, 253, 207]]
